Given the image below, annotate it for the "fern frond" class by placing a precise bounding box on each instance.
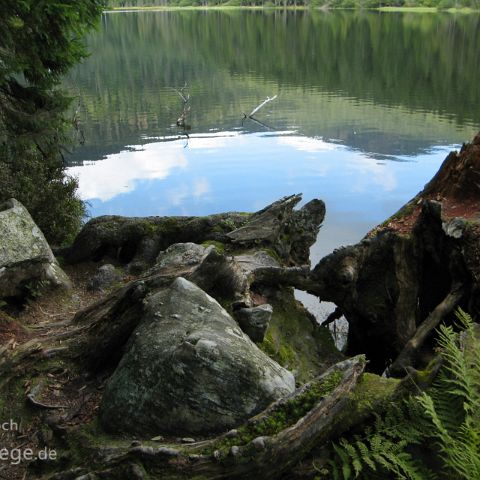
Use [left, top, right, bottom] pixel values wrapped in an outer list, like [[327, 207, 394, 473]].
[[325, 311, 479, 480]]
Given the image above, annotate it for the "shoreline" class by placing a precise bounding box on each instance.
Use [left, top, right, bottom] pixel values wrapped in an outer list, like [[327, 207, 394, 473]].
[[104, 5, 478, 13]]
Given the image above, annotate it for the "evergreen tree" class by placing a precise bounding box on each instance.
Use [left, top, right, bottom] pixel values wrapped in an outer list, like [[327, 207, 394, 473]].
[[0, 0, 104, 244]]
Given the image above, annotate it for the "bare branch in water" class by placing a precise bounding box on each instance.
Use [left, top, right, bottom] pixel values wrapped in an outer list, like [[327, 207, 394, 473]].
[[248, 95, 278, 118]]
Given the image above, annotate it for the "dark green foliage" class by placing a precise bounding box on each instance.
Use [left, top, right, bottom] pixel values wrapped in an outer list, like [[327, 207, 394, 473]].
[[327, 402, 433, 479], [0, 1, 104, 244], [324, 309, 480, 479], [417, 309, 480, 479]]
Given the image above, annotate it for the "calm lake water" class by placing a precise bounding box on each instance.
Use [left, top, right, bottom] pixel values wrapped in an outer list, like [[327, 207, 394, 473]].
[[65, 10, 479, 318]]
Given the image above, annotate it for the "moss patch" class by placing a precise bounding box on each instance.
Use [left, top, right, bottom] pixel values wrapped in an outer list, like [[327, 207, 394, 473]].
[[259, 288, 343, 384], [205, 369, 344, 456], [201, 240, 226, 253], [349, 373, 400, 415]]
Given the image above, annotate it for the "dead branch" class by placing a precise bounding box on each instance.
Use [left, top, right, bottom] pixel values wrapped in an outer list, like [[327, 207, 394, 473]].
[[247, 95, 278, 118], [322, 306, 343, 327], [243, 95, 278, 120], [388, 282, 465, 376]]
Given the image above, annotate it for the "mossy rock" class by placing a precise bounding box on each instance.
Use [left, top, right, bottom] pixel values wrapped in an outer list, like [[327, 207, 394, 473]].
[[259, 287, 343, 384]]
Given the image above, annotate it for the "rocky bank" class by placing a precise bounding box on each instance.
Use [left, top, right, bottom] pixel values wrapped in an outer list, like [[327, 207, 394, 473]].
[[0, 133, 479, 479]]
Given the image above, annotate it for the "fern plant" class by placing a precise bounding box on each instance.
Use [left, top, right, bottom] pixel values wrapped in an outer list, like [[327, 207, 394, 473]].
[[417, 308, 480, 479], [322, 309, 480, 480]]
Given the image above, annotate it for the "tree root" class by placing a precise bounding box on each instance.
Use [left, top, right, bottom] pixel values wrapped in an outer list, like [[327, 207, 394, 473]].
[[388, 282, 465, 376]]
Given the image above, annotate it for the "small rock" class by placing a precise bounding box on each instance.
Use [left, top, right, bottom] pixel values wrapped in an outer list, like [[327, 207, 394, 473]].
[[234, 304, 273, 343], [443, 218, 466, 239], [130, 440, 141, 447], [181, 437, 195, 444], [88, 264, 122, 292], [230, 445, 241, 457], [155, 242, 211, 270], [252, 436, 266, 451], [151, 435, 164, 442], [225, 429, 238, 438]]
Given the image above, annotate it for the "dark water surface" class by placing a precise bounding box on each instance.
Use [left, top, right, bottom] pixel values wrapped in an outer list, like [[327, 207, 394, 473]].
[[65, 10, 479, 305]]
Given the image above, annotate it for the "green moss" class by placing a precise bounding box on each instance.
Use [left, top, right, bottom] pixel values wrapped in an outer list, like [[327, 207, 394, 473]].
[[204, 369, 344, 457], [259, 288, 343, 384], [212, 218, 239, 234], [259, 331, 295, 367], [350, 373, 400, 414], [201, 240, 226, 253]]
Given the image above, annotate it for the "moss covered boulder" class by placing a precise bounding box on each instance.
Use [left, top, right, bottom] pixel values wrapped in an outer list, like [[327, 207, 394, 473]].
[[99, 277, 295, 436], [0, 198, 70, 298]]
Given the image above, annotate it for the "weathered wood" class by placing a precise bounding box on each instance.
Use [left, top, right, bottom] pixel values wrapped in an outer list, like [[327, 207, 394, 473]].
[[389, 282, 465, 376], [65, 195, 325, 271], [252, 265, 313, 290]]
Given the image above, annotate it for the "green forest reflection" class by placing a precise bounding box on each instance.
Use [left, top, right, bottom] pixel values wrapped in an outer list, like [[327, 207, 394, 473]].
[[65, 10, 479, 164]]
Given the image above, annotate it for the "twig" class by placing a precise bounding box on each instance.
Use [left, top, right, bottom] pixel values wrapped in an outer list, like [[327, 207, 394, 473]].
[[171, 85, 189, 104], [38, 306, 66, 318], [245, 116, 275, 131]]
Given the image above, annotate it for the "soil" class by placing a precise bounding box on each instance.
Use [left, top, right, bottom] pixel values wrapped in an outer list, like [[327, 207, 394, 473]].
[[369, 195, 480, 238], [0, 262, 130, 480]]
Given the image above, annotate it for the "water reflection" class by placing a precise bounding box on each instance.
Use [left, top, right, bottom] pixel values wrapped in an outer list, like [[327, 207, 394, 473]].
[[65, 11, 479, 168], [69, 143, 188, 202], [64, 10, 479, 331], [69, 132, 451, 229]]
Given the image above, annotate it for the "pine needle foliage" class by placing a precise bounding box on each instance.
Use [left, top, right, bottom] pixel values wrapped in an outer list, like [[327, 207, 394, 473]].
[[0, 1, 104, 244], [324, 309, 480, 480]]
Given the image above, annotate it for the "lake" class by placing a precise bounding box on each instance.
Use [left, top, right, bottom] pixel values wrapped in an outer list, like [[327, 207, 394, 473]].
[[64, 10, 479, 321]]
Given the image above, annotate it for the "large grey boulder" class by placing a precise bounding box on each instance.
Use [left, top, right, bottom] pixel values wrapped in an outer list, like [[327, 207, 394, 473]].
[[0, 199, 70, 298], [99, 277, 295, 436]]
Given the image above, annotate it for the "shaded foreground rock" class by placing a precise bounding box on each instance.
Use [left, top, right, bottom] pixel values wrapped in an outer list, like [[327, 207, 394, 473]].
[[48, 356, 371, 480], [99, 277, 295, 436], [0, 198, 70, 299]]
